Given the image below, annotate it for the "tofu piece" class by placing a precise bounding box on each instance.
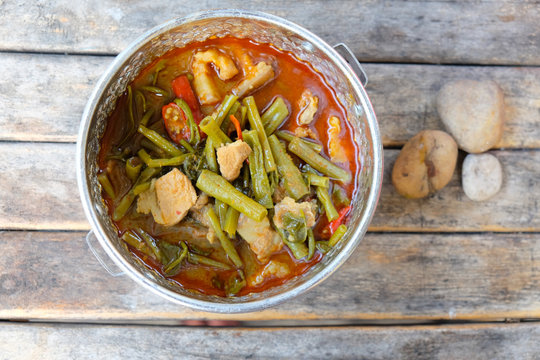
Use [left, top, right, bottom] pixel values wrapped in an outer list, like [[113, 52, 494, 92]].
[[237, 214, 283, 262], [232, 61, 275, 98], [248, 260, 290, 287], [136, 168, 197, 227], [328, 116, 348, 163], [273, 197, 317, 230], [216, 140, 252, 181], [297, 89, 319, 125]]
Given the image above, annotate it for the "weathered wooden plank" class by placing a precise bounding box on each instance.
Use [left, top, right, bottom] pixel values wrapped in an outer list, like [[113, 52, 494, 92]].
[[1, 231, 540, 322], [364, 63, 540, 149], [1, 143, 538, 232], [0, 143, 88, 230], [370, 150, 540, 232], [1, 322, 540, 360], [0, 53, 109, 142], [1, 53, 539, 148], [0, 1, 539, 65]]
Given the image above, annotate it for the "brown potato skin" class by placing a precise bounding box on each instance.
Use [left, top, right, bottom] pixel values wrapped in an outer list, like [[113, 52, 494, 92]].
[[392, 130, 458, 199]]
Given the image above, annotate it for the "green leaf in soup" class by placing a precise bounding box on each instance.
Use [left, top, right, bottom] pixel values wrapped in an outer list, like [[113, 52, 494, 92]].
[[225, 270, 246, 296], [212, 276, 224, 291], [189, 244, 213, 257], [182, 153, 203, 181], [316, 241, 331, 254], [282, 211, 308, 243], [159, 241, 179, 264], [158, 241, 188, 276], [332, 185, 350, 207]]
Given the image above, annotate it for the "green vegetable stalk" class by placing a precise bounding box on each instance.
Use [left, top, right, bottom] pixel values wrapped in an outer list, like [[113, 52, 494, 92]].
[[268, 135, 309, 200], [243, 96, 276, 173], [206, 207, 243, 268], [138, 125, 183, 157], [262, 96, 289, 135], [243, 130, 274, 209], [288, 136, 351, 183], [196, 170, 267, 222]]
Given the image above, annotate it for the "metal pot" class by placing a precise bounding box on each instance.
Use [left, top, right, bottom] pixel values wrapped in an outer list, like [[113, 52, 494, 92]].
[[77, 10, 383, 313]]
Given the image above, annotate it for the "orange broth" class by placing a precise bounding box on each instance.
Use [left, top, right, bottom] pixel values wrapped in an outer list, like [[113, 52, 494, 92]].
[[98, 36, 359, 297]]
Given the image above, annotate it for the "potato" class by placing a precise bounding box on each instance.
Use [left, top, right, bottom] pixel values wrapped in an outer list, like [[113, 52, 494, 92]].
[[392, 130, 458, 199]]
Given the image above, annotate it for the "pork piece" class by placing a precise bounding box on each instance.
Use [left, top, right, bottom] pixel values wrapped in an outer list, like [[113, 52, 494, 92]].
[[293, 126, 317, 140], [154, 168, 197, 225], [327, 116, 348, 163], [297, 89, 319, 125], [155, 219, 216, 247], [273, 197, 317, 229], [136, 168, 197, 226], [232, 61, 275, 98], [216, 140, 252, 181], [272, 181, 287, 204], [237, 214, 283, 262], [192, 192, 209, 210], [137, 179, 163, 222], [189, 204, 216, 244], [192, 49, 239, 105], [248, 260, 290, 287]]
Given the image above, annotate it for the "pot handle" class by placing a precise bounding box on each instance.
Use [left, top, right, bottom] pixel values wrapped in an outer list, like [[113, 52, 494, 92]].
[[86, 231, 124, 277], [333, 43, 368, 87]]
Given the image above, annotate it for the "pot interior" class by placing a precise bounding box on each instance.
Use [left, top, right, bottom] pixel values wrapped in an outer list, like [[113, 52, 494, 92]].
[[82, 11, 379, 310]]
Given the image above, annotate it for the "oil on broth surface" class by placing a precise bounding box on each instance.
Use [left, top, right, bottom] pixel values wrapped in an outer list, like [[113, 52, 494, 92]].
[[98, 36, 359, 297]]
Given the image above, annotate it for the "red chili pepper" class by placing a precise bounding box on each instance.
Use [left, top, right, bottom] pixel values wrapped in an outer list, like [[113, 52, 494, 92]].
[[328, 205, 351, 234], [162, 102, 191, 144], [229, 114, 243, 141], [171, 75, 202, 123]]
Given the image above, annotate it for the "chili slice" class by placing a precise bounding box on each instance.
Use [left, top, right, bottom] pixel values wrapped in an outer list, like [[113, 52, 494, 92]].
[[229, 114, 243, 141], [171, 75, 202, 123], [162, 102, 191, 144], [328, 205, 351, 234]]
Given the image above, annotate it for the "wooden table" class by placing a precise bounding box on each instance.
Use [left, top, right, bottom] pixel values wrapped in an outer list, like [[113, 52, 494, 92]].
[[1, 1, 539, 358]]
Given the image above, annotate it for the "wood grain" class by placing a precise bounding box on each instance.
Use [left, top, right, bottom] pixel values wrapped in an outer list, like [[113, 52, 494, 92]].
[[2, 230, 540, 322], [0, 53, 109, 142], [1, 53, 539, 148], [364, 63, 540, 149], [0, 0, 538, 353], [0, 143, 88, 230], [370, 150, 540, 232], [0, 1, 539, 65], [2, 322, 540, 360], [1, 142, 538, 232]]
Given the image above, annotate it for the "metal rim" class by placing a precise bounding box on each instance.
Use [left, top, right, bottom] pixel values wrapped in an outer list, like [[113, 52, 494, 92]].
[[77, 9, 383, 313]]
